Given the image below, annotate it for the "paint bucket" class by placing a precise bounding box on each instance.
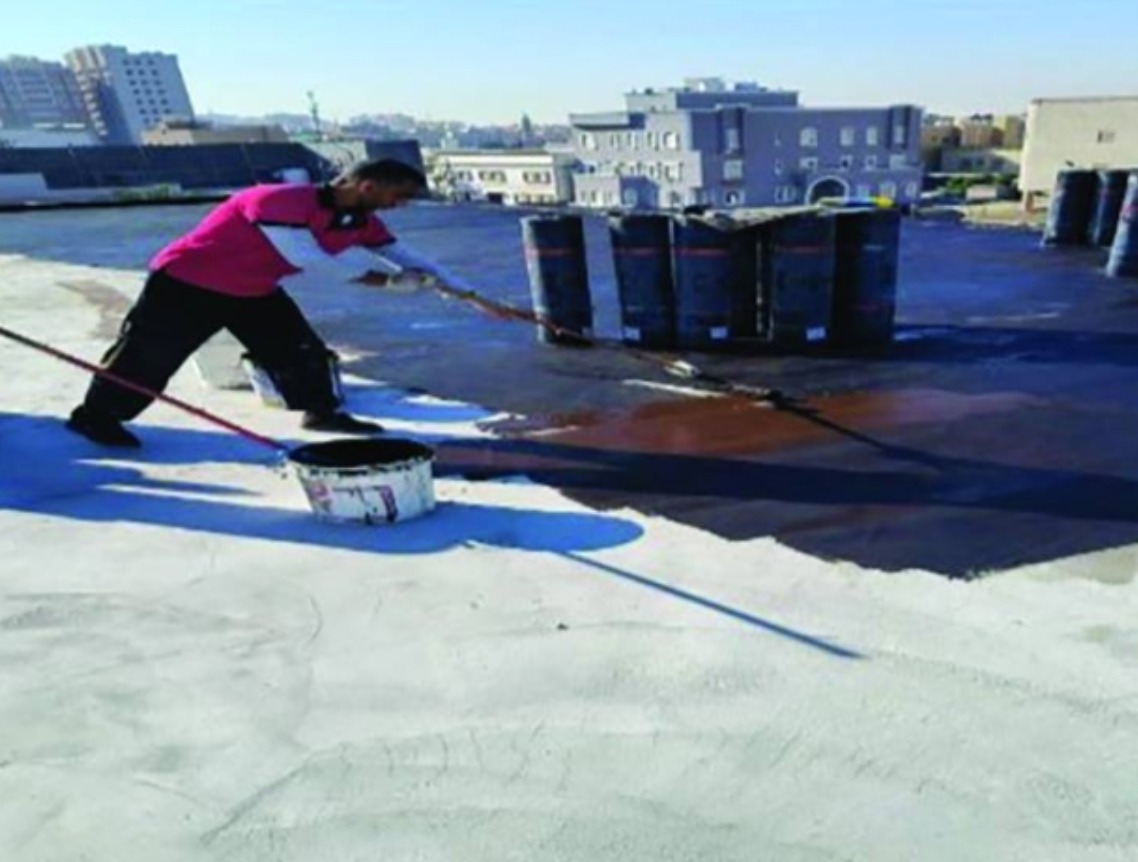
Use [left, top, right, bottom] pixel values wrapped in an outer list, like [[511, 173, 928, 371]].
[[242, 352, 344, 409], [288, 438, 436, 524]]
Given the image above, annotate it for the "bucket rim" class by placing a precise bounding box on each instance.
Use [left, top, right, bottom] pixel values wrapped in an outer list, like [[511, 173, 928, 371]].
[[287, 437, 436, 473]]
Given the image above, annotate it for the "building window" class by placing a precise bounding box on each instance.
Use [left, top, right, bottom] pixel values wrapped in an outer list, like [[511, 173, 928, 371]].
[[774, 186, 798, 204], [865, 155, 879, 170], [839, 155, 854, 170], [609, 133, 620, 148], [880, 181, 898, 200], [889, 154, 908, 169], [477, 170, 506, 182], [893, 124, 907, 146], [856, 183, 872, 198], [866, 126, 879, 146], [663, 131, 680, 149], [840, 126, 856, 147], [799, 156, 818, 171], [1097, 130, 1117, 144], [647, 163, 660, 179], [580, 133, 596, 150], [724, 190, 744, 206], [904, 181, 920, 199], [774, 159, 784, 175], [523, 171, 552, 184], [725, 128, 741, 152], [723, 159, 744, 181], [800, 127, 818, 148], [646, 131, 658, 149]]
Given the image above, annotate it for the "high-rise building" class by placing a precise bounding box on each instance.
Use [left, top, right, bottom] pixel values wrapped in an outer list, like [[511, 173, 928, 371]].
[[65, 45, 194, 144], [0, 56, 88, 129]]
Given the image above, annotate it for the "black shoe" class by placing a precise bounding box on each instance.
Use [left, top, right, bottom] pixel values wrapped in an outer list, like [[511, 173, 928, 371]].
[[301, 411, 385, 435], [66, 405, 141, 448]]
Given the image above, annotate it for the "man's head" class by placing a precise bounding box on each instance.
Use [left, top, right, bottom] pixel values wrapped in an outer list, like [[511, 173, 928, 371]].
[[332, 158, 428, 211]]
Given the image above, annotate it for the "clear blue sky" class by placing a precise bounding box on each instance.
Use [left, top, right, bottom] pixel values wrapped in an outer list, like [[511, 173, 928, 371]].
[[7, 0, 1138, 123]]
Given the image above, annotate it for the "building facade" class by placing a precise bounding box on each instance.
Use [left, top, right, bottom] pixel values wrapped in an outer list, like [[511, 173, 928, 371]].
[[939, 147, 1021, 175], [0, 56, 88, 129], [430, 149, 577, 205], [65, 45, 195, 144], [1021, 96, 1138, 198], [0, 127, 99, 148], [568, 78, 922, 210]]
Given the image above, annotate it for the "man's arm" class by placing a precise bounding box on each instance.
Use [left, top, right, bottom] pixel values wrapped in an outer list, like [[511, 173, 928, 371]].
[[259, 226, 402, 281]]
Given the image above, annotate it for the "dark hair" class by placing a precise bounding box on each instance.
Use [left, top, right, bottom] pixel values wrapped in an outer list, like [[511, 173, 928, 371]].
[[338, 158, 427, 189]]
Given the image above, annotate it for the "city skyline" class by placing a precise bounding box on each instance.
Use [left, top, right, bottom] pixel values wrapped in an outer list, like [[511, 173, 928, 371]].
[[8, 0, 1138, 125]]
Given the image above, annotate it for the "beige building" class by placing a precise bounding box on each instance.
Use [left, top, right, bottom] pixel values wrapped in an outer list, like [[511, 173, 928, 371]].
[[1021, 96, 1138, 198], [142, 119, 288, 146], [430, 149, 578, 205]]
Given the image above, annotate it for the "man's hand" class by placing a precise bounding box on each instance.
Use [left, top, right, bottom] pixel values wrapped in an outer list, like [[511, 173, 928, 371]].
[[356, 269, 437, 293]]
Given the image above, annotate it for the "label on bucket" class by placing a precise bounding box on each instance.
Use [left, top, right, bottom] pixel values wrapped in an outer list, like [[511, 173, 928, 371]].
[[806, 326, 827, 342], [710, 327, 729, 340]]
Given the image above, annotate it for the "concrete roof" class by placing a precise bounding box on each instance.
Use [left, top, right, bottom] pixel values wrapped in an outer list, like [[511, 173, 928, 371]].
[[1, 202, 1137, 860]]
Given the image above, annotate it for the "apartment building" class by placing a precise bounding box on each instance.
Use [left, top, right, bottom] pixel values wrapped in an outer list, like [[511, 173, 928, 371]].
[[65, 45, 195, 144], [568, 77, 922, 210]]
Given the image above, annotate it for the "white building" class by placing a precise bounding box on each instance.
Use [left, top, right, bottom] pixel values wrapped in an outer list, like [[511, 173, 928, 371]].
[[0, 56, 88, 129], [64, 45, 195, 145], [1021, 96, 1138, 202], [430, 149, 578, 205]]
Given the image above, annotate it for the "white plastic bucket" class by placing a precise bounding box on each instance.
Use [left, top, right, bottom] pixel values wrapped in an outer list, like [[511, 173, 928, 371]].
[[242, 353, 344, 409], [288, 438, 436, 524]]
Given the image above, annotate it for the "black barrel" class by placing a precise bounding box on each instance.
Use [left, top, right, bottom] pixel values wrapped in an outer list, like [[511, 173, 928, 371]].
[[671, 217, 758, 350], [829, 209, 902, 348], [609, 214, 676, 349], [1042, 169, 1098, 246], [757, 212, 835, 347], [521, 215, 593, 344], [1088, 170, 1132, 248], [1106, 173, 1138, 279]]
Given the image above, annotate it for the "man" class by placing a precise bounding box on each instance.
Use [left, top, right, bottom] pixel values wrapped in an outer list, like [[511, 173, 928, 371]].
[[67, 158, 449, 448]]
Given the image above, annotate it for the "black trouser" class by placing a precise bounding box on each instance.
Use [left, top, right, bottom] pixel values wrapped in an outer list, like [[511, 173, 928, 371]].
[[83, 269, 341, 421]]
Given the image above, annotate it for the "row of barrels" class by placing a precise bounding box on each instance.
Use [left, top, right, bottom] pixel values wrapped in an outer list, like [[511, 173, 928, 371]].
[[1043, 169, 1138, 277], [521, 208, 902, 352]]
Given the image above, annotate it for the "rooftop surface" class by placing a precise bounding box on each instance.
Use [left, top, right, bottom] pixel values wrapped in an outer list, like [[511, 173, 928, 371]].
[[1, 202, 1137, 860]]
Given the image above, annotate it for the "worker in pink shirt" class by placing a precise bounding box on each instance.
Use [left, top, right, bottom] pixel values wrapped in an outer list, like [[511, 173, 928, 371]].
[[68, 158, 452, 448]]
